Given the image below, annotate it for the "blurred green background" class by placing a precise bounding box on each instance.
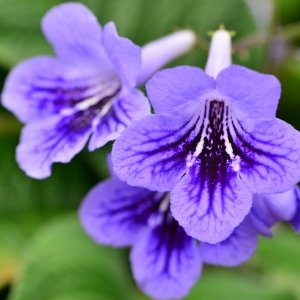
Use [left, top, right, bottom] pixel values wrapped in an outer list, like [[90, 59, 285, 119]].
[[0, 0, 300, 299]]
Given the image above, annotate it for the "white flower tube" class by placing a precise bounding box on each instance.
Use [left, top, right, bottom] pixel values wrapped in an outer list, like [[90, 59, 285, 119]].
[[137, 29, 196, 85], [205, 28, 232, 78]]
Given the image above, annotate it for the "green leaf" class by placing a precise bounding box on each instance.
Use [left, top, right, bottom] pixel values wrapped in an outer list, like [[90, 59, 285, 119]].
[[0, 0, 260, 70], [0, 214, 46, 289], [186, 266, 296, 300], [275, 0, 300, 25], [276, 55, 300, 131], [253, 225, 300, 275], [10, 213, 136, 300]]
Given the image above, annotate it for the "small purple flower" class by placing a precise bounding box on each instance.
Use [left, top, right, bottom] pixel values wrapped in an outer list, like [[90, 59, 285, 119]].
[[80, 160, 300, 298], [79, 156, 262, 298], [79, 159, 202, 300], [112, 29, 300, 244], [250, 186, 300, 236], [1, 3, 196, 179]]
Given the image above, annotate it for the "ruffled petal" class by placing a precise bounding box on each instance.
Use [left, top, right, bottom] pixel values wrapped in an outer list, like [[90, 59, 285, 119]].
[[249, 194, 275, 237], [170, 164, 252, 243], [250, 188, 300, 235], [146, 66, 215, 116], [261, 188, 298, 222], [254, 186, 300, 233], [112, 114, 192, 192], [79, 177, 163, 247], [42, 3, 113, 68], [130, 218, 202, 300], [201, 217, 258, 266], [216, 65, 280, 120], [88, 89, 150, 151], [2, 56, 120, 123], [16, 113, 92, 179], [103, 22, 141, 87], [238, 119, 300, 193]]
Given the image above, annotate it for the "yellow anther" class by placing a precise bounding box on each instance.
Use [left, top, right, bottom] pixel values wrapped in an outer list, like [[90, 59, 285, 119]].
[[207, 25, 236, 37]]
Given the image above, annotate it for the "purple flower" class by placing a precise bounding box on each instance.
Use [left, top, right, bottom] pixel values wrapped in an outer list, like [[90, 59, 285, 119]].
[[79, 157, 261, 298], [112, 28, 300, 244], [80, 156, 300, 298], [79, 160, 202, 300], [250, 186, 300, 236], [1, 3, 196, 179]]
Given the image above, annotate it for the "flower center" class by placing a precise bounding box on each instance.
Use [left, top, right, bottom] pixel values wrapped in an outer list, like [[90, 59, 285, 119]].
[[187, 99, 241, 176], [60, 75, 122, 130]]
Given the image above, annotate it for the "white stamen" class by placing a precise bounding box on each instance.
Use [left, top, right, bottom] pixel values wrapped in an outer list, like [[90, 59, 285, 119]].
[[231, 156, 241, 172], [75, 95, 100, 111], [100, 97, 115, 116], [223, 129, 234, 159], [74, 76, 121, 111], [159, 193, 170, 212], [205, 28, 232, 78]]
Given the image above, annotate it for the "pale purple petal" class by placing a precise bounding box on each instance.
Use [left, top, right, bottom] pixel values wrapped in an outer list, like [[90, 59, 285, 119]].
[[112, 114, 191, 192], [103, 22, 141, 87], [106, 153, 117, 178], [42, 3, 112, 66], [146, 66, 215, 116], [262, 188, 298, 221], [88, 89, 150, 151], [250, 188, 300, 236], [201, 217, 258, 266], [130, 218, 202, 300], [79, 178, 163, 247], [2, 56, 120, 123], [170, 164, 252, 243], [290, 186, 300, 232], [238, 119, 300, 194], [216, 65, 280, 120], [249, 194, 275, 237], [16, 114, 92, 179]]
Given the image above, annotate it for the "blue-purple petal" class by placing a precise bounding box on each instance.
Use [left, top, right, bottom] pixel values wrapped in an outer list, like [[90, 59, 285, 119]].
[[201, 217, 258, 266], [103, 22, 141, 87], [249, 195, 275, 237], [170, 164, 253, 243], [146, 66, 215, 116], [42, 3, 111, 66], [79, 177, 163, 247], [253, 186, 300, 233], [112, 114, 191, 192], [261, 188, 298, 221], [290, 186, 300, 232], [88, 88, 150, 151], [250, 187, 300, 235], [130, 218, 202, 300], [2, 56, 116, 123], [16, 114, 92, 179], [216, 65, 280, 120], [239, 119, 300, 194]]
